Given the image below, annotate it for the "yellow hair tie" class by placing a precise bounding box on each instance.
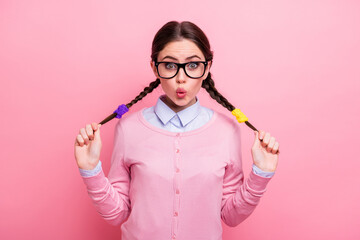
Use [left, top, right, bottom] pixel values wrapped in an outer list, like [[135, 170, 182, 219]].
[[231, 108, 248, 123]]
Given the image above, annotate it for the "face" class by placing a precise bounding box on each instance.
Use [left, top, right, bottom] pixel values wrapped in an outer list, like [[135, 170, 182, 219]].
[[150, 38, 212, 113]]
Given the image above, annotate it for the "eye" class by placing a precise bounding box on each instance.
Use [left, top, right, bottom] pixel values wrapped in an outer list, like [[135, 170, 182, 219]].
[[165, 63, 177, 69], [188, 62, 199, 69]]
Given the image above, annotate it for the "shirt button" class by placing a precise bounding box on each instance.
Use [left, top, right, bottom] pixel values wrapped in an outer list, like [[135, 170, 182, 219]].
[[174, 211, 178, 216], [176, 168, 180, 173], [176, 133, 180, 137], [176, 189, 180, 194], [176, 148, 180, 153]]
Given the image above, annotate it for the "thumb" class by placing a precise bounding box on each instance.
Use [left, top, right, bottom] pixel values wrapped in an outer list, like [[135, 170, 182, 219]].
[[253, 130, 261, 148], [94, 124, 101, 140]]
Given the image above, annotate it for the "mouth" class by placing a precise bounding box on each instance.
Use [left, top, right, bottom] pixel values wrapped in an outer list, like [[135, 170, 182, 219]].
[[176, 88, 187, 98]]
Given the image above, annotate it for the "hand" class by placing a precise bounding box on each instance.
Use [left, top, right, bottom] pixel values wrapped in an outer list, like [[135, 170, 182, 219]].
[[74, 122, 102, 170], [251, 130, 280, 172]]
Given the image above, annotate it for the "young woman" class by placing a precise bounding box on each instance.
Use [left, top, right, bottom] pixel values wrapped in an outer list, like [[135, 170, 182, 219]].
[[74, 21, 280, 240]]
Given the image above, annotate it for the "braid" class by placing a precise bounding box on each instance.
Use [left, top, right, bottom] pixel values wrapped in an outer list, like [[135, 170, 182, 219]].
[[99, 78, 160, 125], [202, 73, 259, 132], [126, 78, 160, 108], [201, 73, 235, 112]]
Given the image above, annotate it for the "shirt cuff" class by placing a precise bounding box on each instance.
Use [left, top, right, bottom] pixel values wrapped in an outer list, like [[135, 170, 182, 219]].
[[252, 164, 275, 178], [245, 169, 273, 196], [78, 160, 102, 177]]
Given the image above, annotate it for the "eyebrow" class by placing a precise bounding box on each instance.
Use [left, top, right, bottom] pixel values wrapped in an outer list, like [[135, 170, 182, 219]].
[[160, 55, 202, 61]]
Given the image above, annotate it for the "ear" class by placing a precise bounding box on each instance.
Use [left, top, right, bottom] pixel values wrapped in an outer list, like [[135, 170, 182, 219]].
[[208, 60, 212, 70], [150, 60, 158, 77], [204, 60, 212, 77]]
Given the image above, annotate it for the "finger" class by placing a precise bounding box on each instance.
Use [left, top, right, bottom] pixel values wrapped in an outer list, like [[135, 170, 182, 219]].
[[94, 123, 101, 139], [76, 134, 85, 147], [272, 142, 280, 154], [79, 128, 89, 145], [91, 122, 98, 131], [259, 130, 264, 141], [85, 124, 94, 141], [261, 132, 271, 148], [267, 136, 276, 152], [75, 136, 80, 146], [253, 131, 261, 146]]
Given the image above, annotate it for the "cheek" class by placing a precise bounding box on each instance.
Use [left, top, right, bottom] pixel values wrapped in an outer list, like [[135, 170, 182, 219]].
[[160, 81, 173, 93], [191, 80, 203, 93]]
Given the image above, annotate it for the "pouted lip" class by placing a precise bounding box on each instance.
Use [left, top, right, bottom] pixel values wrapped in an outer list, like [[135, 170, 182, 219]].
[[176, 88, 187, 93]]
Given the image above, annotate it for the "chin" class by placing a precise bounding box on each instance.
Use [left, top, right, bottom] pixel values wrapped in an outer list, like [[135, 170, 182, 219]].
[[174, 96, 191, 104]]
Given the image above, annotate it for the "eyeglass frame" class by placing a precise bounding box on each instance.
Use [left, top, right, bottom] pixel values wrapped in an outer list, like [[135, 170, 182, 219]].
[[154, 60, 209, 79]]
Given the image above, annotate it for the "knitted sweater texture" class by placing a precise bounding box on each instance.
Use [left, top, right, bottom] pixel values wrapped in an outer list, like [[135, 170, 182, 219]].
[[80, 108, 273, 240]]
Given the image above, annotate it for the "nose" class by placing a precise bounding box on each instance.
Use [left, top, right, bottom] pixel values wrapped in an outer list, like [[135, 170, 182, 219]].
[[176, 67, 187, 83]]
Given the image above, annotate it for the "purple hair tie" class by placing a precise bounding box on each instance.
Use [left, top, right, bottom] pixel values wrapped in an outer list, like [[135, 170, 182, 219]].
[[113, 104, 129, 119]]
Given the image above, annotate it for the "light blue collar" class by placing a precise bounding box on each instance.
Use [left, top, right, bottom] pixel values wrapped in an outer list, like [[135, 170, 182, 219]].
[[154, 94, 202, 127]]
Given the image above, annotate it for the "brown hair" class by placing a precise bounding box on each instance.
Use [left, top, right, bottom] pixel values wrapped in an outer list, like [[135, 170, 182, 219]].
[[127, 20, 235, 111], [100, 21, 258, 132]]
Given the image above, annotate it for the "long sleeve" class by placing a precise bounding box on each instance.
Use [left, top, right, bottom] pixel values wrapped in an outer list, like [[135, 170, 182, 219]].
[[221, 123, 273, 227], [80, 120, 131, 226]]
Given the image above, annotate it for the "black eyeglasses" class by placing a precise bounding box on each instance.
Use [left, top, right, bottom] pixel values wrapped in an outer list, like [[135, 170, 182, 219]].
[[154, 61, 208, 79]]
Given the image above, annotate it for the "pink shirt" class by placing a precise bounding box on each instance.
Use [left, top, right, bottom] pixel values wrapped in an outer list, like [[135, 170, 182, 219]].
[[80, 108, 273, 240]]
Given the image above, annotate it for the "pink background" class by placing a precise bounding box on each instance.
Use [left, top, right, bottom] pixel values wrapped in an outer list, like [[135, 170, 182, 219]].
[[1, 0, 359, 239]]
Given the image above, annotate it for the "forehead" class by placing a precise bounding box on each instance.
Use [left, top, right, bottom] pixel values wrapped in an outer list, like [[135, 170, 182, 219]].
[[158, 39, 205, 61]]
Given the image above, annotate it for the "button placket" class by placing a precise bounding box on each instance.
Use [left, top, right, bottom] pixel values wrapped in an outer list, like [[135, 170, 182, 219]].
[[172, 133, 181, 239]]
